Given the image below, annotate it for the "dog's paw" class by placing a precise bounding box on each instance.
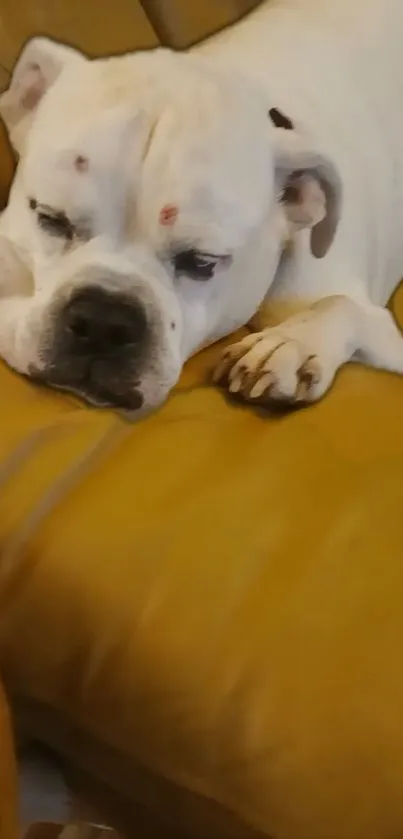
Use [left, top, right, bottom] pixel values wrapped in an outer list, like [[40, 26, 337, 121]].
[[213, 330, 333, 405]]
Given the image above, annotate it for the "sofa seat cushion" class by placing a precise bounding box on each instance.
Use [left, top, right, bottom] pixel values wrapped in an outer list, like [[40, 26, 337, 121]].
[[1, 279, 403, 839]]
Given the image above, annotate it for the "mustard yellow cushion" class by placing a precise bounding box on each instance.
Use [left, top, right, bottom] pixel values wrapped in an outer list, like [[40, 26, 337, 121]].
[[142, 0, 261, 49], [1, 284, 403, 838], [0, 0, 158, 70]]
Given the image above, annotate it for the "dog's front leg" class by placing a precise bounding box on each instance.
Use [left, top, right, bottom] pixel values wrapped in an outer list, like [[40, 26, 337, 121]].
[[0, 236, 41, 375], [214, 295, 403, 406], [0, 293, 38, 376]]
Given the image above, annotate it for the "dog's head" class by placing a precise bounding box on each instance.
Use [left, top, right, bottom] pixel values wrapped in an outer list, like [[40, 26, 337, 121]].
[[0, 38, 341, 413]]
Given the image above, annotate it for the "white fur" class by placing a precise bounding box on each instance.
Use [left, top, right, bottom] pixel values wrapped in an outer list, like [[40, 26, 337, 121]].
[[1, 0, 403, 412]]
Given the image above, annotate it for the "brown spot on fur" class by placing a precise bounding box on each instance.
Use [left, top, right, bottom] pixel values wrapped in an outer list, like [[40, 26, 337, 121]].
[[268, 107, 294, 130], [75, 155, 89, 173]]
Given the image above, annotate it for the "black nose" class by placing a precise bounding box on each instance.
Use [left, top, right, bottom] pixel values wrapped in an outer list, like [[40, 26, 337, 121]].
[[63, 286, 148, 356]]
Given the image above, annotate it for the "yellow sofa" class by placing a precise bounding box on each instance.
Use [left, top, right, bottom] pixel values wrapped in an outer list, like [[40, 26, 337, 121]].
[[1, 2, 403, 837]]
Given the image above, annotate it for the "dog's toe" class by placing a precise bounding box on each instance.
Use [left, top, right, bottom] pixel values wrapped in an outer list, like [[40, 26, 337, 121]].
[[212, 333, 265, 384]]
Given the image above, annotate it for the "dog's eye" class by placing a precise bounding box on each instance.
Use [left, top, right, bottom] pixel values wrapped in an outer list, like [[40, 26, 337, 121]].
[[173, 249, 222, 281], [37, 211, 74, 240], [29, 200, 74, 240]]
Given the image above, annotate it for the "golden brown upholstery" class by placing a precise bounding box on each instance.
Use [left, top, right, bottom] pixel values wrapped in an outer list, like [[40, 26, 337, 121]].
[[0, 0, 157, 69], [0, 66, 13, 207], [141, 0, 260, 48], [0, 679, 18, 839]]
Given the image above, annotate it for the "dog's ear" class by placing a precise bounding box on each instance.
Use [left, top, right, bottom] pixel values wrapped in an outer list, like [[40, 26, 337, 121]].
[[0, 37, 85, 152], [273, 129, 342, 258]]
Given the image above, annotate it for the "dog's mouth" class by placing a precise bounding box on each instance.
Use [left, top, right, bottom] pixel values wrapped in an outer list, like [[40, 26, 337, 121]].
[[29, 365, 144, 411], [57, 381, 145, 410]]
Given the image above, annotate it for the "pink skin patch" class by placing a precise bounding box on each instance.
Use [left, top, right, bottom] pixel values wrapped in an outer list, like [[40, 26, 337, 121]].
[[21, 64, 46, 111], [159, 204, 179, 226]]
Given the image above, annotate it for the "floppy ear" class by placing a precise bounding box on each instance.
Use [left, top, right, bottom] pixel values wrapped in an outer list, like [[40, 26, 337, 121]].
[[0, 37, 85, 152], [273, 128, 342, 258]]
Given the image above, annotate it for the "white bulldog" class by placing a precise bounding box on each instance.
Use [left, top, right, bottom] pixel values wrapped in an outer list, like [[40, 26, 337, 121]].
[[1, 0, 403, 413]]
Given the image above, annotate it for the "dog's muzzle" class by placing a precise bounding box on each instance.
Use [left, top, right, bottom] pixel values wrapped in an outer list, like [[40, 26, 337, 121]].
[[36, 285, 150, 410]]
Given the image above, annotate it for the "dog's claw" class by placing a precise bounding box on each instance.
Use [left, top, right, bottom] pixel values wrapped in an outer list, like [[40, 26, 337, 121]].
[[228, 373, 243, 393], [249, 372, 274, 399], [213, 333, 266, 385]]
